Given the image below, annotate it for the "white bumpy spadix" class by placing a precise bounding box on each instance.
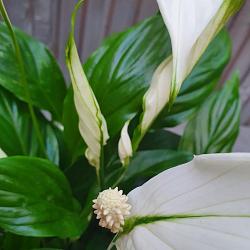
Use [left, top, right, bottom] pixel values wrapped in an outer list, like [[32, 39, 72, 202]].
[[118, 0, 244, 164], [66, 1, 109, 172], [116, 154, 250, 250]]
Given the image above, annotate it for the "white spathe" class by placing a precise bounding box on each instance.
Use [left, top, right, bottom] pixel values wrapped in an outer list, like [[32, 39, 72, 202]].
[[141, 57, 172, 133], [116, 154, 250, 250], [66, 2, 109, 171], [119, 0, 244, 164], [118, 120, 133, 166], [157, 0, 223, 98]]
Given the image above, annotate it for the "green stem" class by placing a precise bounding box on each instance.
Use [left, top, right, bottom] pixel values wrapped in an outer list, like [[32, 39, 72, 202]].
[[0, 0, 47, 157], [99, 146, 105, 189]]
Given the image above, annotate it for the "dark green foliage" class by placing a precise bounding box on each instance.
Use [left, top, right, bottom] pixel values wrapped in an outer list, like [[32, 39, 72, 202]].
[[180, 73, 240, 154], [0, 23, 66, 120], [0, 88, 59, 163], [0, 157, 84, 238]]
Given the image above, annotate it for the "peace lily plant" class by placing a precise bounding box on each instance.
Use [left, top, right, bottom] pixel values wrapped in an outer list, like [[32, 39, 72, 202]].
[[0, 0, 247, 249]]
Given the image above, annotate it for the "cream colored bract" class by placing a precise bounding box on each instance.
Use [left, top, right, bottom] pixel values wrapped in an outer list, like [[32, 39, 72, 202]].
[[66, 1, 109, 175]]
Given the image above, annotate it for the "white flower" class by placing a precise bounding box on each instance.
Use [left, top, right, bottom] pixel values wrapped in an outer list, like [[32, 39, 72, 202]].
[[118, 121, 133, 166], [93, 187, 131, 233], [116, 153, 250, 249], [119, 0, 244, 161], [66, 1, 109, 172]]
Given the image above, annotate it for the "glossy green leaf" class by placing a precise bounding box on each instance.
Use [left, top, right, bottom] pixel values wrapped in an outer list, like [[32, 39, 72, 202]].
[[139, 130, 180, 151], [179, 73, 240, 154], [62, 88, 85, 165], [122, 150, 193, 185], [0, 156, 83, 237], [0, 88, 59, 164], [0, 23, 66, 120], [154, 29, 231, 127]]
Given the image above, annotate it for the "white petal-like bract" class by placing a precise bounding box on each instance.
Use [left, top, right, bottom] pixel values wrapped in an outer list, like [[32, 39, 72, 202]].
[[141, 57, 172, 134], [66, 1, 109, 172], [157, 0, 244, 100], [118, 121, 133, 166], [116, 154, 250, 250]]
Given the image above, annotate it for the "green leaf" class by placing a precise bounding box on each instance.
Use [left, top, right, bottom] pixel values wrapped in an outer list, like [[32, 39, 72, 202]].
[[65, 157, 96, 205], [84, 228, 113, 250], [179, 73, 240, 154], [0, 156, 83, 237], [0, 23, 66, 120], [0, 88, 59, 164], [122, 150, 193, 185], [32, 249, 62, 250], [139, 129, 180, 151], [154, 29, 231, 127], [2, 233, 40, 250], [62, 88, 85, 165]]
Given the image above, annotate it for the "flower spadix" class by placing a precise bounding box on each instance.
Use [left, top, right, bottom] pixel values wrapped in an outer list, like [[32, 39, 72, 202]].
[[93, 187, 131, 233], [66, 1, 109, 172], [116, 154, 250, 250]]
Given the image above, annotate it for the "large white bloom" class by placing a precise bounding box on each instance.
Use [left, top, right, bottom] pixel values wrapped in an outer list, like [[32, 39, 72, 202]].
[[116, 154, 250, 249], [66, 1, 109, 172]]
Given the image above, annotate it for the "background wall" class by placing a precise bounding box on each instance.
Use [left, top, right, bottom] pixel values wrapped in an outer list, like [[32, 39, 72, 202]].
[[3, 0, 250, 147]]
